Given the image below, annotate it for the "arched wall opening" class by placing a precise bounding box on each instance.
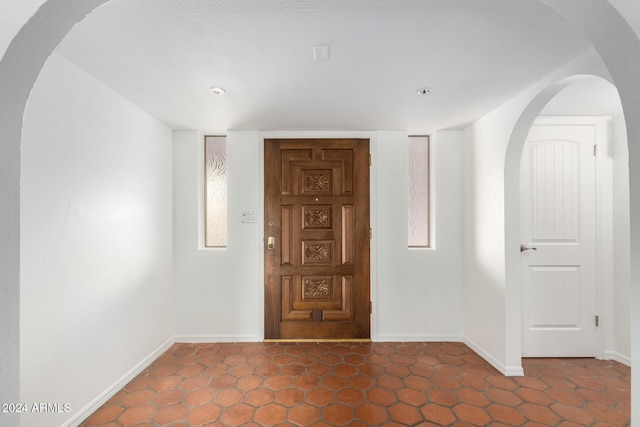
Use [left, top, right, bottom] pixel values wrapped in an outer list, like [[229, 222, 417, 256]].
[[505, 76, 603, 370], [507, 2, 640, 421], [1, 0, 640, 425], [504, 74, 630, 367], [0, 1, 113, 422]]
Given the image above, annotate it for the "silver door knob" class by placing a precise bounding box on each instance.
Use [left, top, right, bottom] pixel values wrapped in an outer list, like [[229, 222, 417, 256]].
[[520, 244, 537, 252]]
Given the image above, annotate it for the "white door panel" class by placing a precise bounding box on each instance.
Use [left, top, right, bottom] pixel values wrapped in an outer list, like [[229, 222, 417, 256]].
[[521, 123, 597, 357]]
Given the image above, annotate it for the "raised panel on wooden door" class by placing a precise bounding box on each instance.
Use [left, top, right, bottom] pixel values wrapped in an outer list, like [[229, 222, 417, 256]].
[[320, 149, 353, 195], [281, 275, 352, 321], [281, 150, 312, 196]]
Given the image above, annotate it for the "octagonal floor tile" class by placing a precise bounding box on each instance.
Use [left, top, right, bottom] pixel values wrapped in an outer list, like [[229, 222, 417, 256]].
[[79, 342, 630, 427]]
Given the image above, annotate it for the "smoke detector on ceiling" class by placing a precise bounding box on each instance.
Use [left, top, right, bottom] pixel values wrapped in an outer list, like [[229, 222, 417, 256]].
[[416, 87, 432, 95], [313, 46, 329, 62], [210, 87, 226, 95]]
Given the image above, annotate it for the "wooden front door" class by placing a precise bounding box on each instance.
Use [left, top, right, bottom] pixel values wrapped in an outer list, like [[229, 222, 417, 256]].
[[264, 138, 370, 339]]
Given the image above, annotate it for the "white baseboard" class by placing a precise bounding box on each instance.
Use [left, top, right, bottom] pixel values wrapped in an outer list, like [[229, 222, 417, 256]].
[[375, 334, 464, 342], [604, 350, 631, 366], [62, 337, 175, 427], [63, 335, 260, 427], [366, 334, 526, 376], [464, 337, 524, 377], [174, 334, 261, 343]]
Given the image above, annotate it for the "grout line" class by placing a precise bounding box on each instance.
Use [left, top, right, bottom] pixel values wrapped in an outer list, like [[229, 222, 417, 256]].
[[263, 338, 372, 343]]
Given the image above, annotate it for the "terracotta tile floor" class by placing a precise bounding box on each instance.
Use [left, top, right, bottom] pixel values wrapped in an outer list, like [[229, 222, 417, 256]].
[[80, 342, 630, 426]]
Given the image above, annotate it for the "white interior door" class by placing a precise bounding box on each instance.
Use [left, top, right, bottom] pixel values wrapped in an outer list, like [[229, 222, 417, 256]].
[[521, 121, 597, 357]]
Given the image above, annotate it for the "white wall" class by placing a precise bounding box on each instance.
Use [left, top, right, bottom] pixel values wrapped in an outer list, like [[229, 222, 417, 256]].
[[0, 0, 44, 58], [541, 78, 624, 116], [173, 130, 262, 341], [1, 2, 112, 416], [612, 116, 631, 358], [173, 130, 465, 341], [609, 0, 640, 34], [376, 131, 464, 340], [462, 50, 614, 375], [462, 114, 509, 370], [20, 53, 174, 427]]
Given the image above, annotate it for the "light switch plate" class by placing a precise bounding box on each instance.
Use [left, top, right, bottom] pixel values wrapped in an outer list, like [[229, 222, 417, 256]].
[[241, 211, 256, 223]]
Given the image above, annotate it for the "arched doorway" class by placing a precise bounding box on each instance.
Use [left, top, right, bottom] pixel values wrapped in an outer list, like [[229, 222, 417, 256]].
[[511, 76, 629, 360], [501, 5, 640, 423]]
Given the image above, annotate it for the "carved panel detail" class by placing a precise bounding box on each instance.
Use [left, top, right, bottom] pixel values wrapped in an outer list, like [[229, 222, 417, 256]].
[[304, 206, 332, 228], [302, 240, 332, 265], [304, 244, 331, 264], [304, 277, 332, 299], [304, 171, 331, 192]]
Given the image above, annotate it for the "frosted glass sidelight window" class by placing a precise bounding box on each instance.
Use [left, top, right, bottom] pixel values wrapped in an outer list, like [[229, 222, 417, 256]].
[[205, 136, 227, 247], [408, 135, 430, 247]]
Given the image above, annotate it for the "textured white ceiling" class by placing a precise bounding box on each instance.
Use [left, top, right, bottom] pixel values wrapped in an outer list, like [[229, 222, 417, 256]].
[[55, 0, 592, 133]]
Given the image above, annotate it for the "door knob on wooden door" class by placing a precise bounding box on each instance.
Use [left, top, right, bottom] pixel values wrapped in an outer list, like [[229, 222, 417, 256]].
[[267, 237, 275, 250]]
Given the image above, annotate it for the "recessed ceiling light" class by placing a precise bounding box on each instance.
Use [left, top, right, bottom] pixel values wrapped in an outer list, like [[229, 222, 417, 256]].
[[416, 87, 432, 95], [210, 87, 226, 95]]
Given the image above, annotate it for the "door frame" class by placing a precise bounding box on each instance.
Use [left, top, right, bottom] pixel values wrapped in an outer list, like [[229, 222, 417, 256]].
[[256, 131, 379, 341], [520, 116, 614, 360]]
